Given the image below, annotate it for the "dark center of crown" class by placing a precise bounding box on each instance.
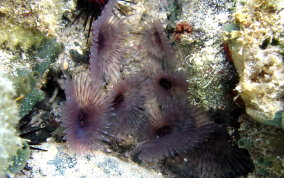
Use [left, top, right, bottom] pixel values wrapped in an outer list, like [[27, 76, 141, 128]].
[[78, 111, 88, 128], [159, 78, 172, 90], [113, 94, 124, 108], [154, 31, 162, 44], [97, 33, 105, 50], [156, 125, 172, 138]]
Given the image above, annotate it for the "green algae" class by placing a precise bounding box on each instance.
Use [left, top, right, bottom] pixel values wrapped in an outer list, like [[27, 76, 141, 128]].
[[255, 156, 273, 176], [8, 142, 31, 174], [0, 0, 74, 51], [16, 39, 63, 117], [37, 39, 64, 63], [33, 39, 64, 75], [263, 110, 283, 129], [13, 69, 38, 97], [239, 116, 284, 177], [223, 23, 240, 32], [185, 57, 238, 110], [166, 0, 182, 25], [238, 137, 252, 149], [0, 21, 45, 51], [19, 88, 45, 117]]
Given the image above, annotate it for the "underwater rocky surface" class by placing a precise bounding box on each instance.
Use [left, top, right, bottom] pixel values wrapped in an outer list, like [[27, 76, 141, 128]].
[[0, 0, 283, 177], [24, 142, 163, 177]]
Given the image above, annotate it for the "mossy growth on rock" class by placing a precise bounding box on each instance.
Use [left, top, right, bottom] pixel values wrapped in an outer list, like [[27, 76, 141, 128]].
[[174, 0, 238, 111], [223, 0, 284, 127], [0, 0, 74, 51], [0, 20, 45, 51]]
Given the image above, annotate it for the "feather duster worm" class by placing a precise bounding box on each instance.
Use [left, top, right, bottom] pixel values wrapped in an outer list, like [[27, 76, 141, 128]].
[[61, 73, 111, 153], [135, 97, 215, 161], [141, 19, 176, 70], [90, 2, 127, 84], [150, 70, 188, 101], [72, 0, 110, 38], [109, 75, 148, 138], [167, 126, 254, 178]]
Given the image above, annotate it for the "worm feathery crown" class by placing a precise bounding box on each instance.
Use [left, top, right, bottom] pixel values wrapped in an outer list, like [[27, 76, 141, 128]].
[[61, 73, 111, 153]]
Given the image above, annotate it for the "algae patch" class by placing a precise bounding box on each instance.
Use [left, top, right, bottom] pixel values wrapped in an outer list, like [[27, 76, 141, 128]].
[[239, 116, 284, 177], [0, 21, 45, 51], [13, 39, 64, 117], [8, 142, 31, 174], [0, 0, 75, 51], [19, 89, 45, 117]]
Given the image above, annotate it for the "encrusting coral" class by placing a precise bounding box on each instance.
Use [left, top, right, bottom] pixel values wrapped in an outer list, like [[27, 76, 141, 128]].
[[224, 0, 284, 128]]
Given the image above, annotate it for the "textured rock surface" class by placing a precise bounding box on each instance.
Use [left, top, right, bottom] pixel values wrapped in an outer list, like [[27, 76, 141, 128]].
[[0, 0, 75, 50], [238, 115, 284, 177], [0, 70, 20, 177], [176, 0, 237, 110], [15, 142, 162, 178], [227, 0, 284, 127]]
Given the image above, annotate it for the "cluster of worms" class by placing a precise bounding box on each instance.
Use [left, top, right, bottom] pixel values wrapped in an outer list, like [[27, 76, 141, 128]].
[[61, 0, 254, 177]]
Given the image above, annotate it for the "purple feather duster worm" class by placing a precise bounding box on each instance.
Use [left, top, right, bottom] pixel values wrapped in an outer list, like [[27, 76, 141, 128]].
[[61, 73, 112, 153], [135, 97, 215, 161], [90, 0, 127, 84], [141, 19, 176, 70], [109, 75, 148, 139], [167, 126, 255, 178], [150, 70, 188, 101]]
